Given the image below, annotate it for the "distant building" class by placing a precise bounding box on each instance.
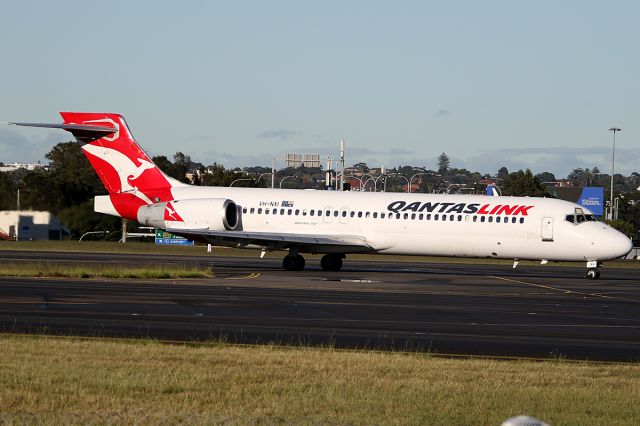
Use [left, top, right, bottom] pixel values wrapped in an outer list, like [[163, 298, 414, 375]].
[[0, 211, 69, 241], [302, 154, 321, 168], [0, 162, 47, 172]]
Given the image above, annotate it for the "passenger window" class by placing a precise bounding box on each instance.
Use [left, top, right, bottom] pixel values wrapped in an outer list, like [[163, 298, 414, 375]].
[[427, 214, 431, 220], [295, 209, 300, 215], [358, 212, 363, 218], [488, 216, 493, 223], [480, 216, 485, 222], [381, 213, 386, 219], [396, 213, 401, 219], [342, 211, 347, 217], [411, 213, 416, 220], [473, 216, 477, 222], [333, 211, 339, 217], [350, 211, 355, 217], [242, 207, 247, 214], [458, 215, 462, 221], [279, 209, 284, 215], [366, 212, 371, 218], [250, 208, 255, 214], [258, 208, 263, 214], [325, 210, 331, 216], [311, 210, 315, 216], [403, 213, 409, 219], [442, 215, 446, 221], [265, 209, 270, 215], [273, 209, 277, 214], [496, 217, 501, 223], [373, 212, 378, 218], [288, 209, 292, 215], [435, 214, 439, 220], [302, 210, 307, 216], [511, 217, 516, 223], [519, 217, 524, 224]]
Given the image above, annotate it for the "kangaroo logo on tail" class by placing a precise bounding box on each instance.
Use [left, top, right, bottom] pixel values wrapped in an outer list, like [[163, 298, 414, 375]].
[[11, 112, 187, 220]]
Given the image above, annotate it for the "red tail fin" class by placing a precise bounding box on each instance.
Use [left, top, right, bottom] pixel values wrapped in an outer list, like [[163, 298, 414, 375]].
[[59, 112, 186, 219]]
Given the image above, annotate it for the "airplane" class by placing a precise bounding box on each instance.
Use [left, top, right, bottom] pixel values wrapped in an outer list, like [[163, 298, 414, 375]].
[[11, 112, 633, 279]]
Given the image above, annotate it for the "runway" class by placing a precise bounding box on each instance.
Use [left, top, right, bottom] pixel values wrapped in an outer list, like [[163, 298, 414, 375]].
[[1, 250, 639, 361]]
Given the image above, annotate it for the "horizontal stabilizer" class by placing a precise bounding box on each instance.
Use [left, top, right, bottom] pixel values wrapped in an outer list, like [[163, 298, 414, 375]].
[[10, 122, 117, 143]]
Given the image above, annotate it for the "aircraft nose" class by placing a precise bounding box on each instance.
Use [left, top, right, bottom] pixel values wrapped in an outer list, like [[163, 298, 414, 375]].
[[611, 232, 633, 259]]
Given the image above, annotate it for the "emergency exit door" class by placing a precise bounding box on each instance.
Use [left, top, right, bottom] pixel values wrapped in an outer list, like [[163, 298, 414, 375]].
[[541, 217, 554, 241]]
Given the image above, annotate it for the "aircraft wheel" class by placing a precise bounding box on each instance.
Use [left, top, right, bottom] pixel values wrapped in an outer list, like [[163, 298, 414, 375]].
[[283, 254, 305, 271], [585, 268, 600, 280], [320, 254, 343, 271]]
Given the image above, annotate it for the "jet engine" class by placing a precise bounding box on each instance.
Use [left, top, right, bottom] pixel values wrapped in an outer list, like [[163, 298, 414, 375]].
[[137, 198, 239, 230]]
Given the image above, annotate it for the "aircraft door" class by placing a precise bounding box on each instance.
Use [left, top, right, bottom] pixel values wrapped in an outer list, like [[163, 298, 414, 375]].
[[541, 217, 554, 241]]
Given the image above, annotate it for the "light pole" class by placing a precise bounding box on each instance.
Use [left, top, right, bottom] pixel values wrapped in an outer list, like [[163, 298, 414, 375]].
[[256, 173, 272, 187], [359, 174, 374, 191], [609, 127, 621, 220], [362, 177, 376, 192], [230, 178, 253, 187], [384, 174, 410, 193], [279, 176, 297, 189], [9, 169, 23, 210], [79, 230, 110, 241]]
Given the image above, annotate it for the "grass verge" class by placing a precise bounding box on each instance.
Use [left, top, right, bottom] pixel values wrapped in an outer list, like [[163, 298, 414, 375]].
[[0, 263, 213, 279], [0, 335, 639, 425]]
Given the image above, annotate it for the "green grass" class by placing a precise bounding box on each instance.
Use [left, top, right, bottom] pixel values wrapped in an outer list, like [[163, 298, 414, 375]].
[[0, 335, 639, 425], [0, 263, 213, 279], [1, 240, 638, 268]]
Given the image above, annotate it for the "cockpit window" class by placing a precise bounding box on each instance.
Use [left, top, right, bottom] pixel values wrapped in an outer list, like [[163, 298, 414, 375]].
[[565, 208, 599, 225]]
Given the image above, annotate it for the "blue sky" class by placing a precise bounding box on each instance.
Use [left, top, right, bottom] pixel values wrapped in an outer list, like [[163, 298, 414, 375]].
[[1, 0, 638, 177]]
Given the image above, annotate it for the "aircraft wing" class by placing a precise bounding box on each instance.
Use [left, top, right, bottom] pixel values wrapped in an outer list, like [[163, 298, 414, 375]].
[[165, 228, 375, 253]]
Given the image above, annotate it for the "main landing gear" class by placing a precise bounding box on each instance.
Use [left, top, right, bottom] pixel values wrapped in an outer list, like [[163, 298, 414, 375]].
[[585, 261, 601, 280], [281, 253, 345, 271], [320, 254, 344, 271], [282, 254, 305, 271]]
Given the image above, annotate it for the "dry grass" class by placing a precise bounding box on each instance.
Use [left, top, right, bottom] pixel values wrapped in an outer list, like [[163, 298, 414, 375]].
[[0, 263, 213, 279], [0, 335, 639, 425]]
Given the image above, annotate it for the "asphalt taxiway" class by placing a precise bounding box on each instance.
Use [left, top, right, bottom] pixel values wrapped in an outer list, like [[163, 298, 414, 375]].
[[0, 250, 639, 361]]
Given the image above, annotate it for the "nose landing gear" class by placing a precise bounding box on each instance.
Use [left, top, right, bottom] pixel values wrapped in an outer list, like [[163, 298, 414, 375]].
[[585, 268, 600, 280], [585, 261, 601, 280]]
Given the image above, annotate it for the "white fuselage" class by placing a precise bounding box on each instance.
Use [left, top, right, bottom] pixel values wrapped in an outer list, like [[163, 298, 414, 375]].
[[154, 186, 632, 262]]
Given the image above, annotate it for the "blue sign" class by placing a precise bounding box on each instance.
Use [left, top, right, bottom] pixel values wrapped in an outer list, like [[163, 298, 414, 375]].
[[155, 229, 194, 246], [578, 187, 604, 216]]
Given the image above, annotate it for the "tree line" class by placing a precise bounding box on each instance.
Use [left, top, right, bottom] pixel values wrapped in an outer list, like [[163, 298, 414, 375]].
[[0, 143, 638, 240]]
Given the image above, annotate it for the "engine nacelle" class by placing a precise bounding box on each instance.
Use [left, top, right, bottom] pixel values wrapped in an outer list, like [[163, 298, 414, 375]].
[[137, 198, 239, 231]]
